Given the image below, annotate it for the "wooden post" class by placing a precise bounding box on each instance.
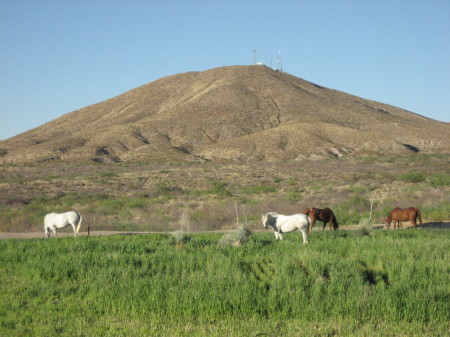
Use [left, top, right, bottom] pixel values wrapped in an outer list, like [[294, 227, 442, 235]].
[[369, 197, 374, 225], [235, 200, 239, 228]]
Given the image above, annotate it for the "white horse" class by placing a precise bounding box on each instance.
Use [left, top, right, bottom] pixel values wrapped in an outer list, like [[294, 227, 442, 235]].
[[44, 211, 82, 238], [262, 212, 309, 245]]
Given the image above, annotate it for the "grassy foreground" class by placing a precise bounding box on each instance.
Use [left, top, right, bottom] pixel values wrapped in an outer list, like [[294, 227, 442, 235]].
[[0, 229, 449, 336]]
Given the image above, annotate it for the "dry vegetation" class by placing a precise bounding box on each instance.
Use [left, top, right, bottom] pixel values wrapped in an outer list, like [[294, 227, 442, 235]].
[[1, 66, 448, 232], [1, 153, 448, 232], [1, 66, 449, 164]]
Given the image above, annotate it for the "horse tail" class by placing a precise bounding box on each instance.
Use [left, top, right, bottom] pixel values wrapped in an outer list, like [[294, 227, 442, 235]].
[[76, 212, 82, 233], [44, 225, 50, 238], [44, 214, 50, 238], [416, 208, 423, 225]]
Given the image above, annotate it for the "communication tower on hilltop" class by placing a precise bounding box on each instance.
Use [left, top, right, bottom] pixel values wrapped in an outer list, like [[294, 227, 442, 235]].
[[278, 52, 283, 73], [251, 50, 283, 71]]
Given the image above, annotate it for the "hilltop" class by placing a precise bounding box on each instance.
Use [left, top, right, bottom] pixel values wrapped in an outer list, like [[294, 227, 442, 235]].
[[1, 65, 448, 163]]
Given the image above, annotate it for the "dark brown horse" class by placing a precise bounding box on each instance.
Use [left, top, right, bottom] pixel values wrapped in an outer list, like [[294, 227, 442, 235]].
[[303, 207, 339, 232], [385, 207, 422, 229]]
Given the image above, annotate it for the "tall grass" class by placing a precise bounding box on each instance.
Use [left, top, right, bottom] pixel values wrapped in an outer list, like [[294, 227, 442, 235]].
[[0, 230, 448, 336]]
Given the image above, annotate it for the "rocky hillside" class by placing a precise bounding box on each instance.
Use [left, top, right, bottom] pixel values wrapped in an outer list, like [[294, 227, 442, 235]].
[[1, 65, 448, 163]]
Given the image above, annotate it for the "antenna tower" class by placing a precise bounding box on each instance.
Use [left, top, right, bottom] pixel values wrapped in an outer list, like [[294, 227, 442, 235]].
[[278, 51, 283, 73]]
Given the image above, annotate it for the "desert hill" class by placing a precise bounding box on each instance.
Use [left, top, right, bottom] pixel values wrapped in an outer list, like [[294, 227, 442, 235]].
[[1, 65, 449, 163]]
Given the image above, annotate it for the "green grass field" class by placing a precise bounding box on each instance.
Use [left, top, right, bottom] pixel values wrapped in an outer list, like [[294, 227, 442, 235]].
[[0, 229, 449, 336]]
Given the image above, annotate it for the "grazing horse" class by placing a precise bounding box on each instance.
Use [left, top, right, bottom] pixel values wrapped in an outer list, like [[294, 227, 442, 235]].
[[303, 207, 339, 232], [44, 211, 82, 238], [261, 212, 309, 245], [385, 207, 422, 229]]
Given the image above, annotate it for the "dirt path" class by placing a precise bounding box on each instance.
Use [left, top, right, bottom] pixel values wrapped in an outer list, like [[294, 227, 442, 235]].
[[1, 222, 448, 240], [0, 231, 135, 240]]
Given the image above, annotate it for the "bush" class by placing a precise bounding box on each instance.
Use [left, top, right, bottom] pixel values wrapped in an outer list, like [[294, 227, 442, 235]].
[[210, 181, 233, 197], [172, 230, 191, 246], [195, 181, 232, 197], [155, 182, 183, 197], [427, 173, 450, 188], [355, 218, 373, 237], [219, 225, 252, 246], [399, 172, 425, 183], [286, 190, 302, 203]]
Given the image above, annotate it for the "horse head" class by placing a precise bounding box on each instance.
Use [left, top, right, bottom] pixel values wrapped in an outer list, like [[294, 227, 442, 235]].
[[384, 214, 392, 228], [261, 214, 268, 229], [262, 212, 277, 229]]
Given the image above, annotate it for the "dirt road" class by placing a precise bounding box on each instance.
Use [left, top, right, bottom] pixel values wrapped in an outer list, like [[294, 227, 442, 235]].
[[1, 222, 448, 240]]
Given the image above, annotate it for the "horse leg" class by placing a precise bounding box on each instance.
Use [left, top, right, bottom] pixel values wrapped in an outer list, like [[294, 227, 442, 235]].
[[300, 229, 308, 245], [71, 223, 77, 237], [45, 227, 50, 238], [309, 217, 316, 233], [51, 227, 57, 237], [322, 221, 326, 231]]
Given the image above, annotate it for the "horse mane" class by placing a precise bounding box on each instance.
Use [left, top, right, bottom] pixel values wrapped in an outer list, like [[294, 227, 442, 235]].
[[267, 212, 278, 218]]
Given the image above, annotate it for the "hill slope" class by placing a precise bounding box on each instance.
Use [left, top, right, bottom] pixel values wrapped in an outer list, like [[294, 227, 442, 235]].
[[1, 65, 449, 163]]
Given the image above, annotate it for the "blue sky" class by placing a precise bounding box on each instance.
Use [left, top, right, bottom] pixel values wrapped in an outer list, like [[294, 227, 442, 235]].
[[1, 1, 449, 140]]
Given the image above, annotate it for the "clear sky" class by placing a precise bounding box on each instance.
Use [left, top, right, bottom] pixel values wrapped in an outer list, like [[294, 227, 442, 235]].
[[1, 1, 449, 140]]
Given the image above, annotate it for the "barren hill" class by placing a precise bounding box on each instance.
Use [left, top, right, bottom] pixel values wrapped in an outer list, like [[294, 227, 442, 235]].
[[1, 65, 449, 163]]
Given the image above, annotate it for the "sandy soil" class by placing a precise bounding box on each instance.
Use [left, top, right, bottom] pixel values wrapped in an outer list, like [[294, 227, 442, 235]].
[[1, 222, 448, 240], [0, 231, 134, 240]]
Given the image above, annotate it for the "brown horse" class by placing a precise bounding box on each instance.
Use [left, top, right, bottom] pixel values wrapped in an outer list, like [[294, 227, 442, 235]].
[[304, 207, 339, 232], [385, 207, 422, 229]]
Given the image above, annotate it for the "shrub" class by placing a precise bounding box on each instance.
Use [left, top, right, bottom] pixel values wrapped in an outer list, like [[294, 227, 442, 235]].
[[218, 233, 238, 246], [236, 225, 252, 244], [427, 173, 450, 188], [399, 172, 425, 183], [172, 230, 191, 246], [195, 181, 233, 197], [273, 177, 283, 183], [286, 190, 302, 203], [125, 198, 147, 208], [219, 225, 252, 246], [155, 182, 183, 197], [178, 208, 190, 232], [211, 181, 233, 197], [355, 218, 373, 237]]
